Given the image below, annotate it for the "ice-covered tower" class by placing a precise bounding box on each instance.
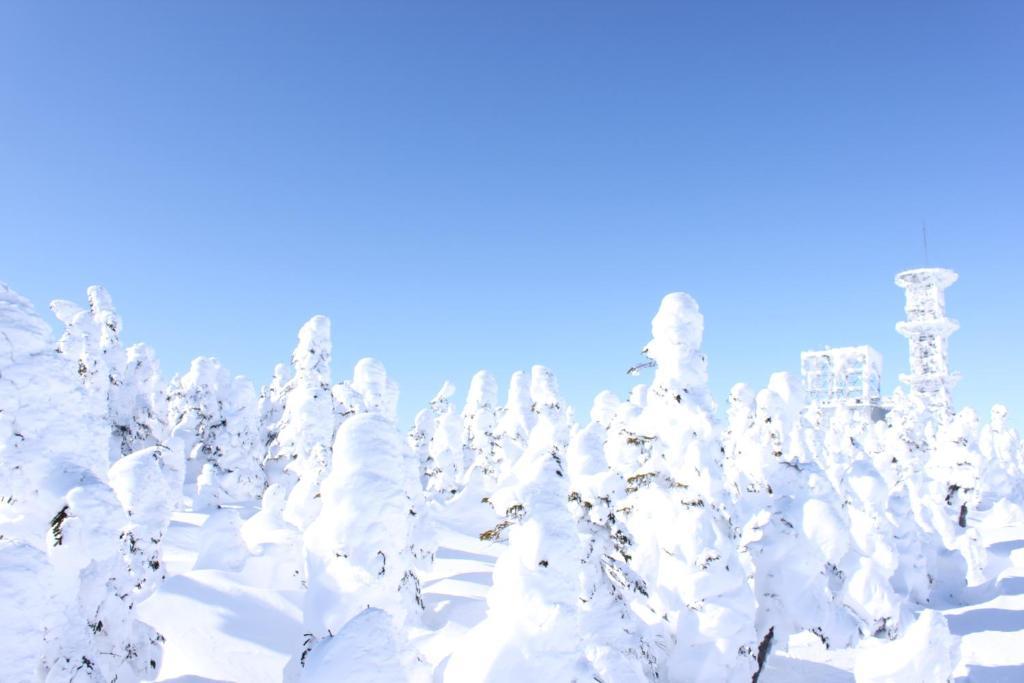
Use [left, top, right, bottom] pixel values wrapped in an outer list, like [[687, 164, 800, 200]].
[[895, 267, 959, 416]]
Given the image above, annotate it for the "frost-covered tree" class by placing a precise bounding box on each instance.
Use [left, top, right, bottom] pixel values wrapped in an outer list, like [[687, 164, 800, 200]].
[[882, 389, 972, 604], [529, 365, 571, 451], [726, 377, 862, 671], [493, 371, 535, 481], [461, 370, 500, 482], [426, 381, 462, 497], [609, 293, 758, 681], [167, 357, 264, 506], [0, 282, 164, 681], [407, 407, 436, 489], [46, 478, 165, 681], [264, 317, 334, 530], [567, 399, 655, 681], [51, 286, 169, 462], [352, 356, 401, 421], [117, 343, 169, 454], [486, 366, 571, 542], [979, 404, 1023, 503], [108, 445, 183, 602], [258, 362, 293, 464], [294, 411, 427, 680], [446, 416, 592, 682]]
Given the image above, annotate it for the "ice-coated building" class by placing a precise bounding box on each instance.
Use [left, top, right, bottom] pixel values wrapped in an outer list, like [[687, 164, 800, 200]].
[[801, 345, 885, 415], [800, 266, 960, 421]]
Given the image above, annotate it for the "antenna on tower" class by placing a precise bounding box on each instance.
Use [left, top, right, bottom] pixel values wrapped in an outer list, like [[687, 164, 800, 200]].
[[921, 221, 930, 266]]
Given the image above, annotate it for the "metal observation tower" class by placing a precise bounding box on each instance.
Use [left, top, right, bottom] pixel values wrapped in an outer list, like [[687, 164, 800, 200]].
[[894, 267, 960, 417]]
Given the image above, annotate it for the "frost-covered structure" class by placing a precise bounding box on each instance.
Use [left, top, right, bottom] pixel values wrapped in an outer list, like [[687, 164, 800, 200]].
[[895, 267, 959, 417], [801, 345, 884, 418]]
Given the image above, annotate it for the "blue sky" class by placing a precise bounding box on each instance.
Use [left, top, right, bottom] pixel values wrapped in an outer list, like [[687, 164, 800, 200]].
[[2, 2, 1022, 427]]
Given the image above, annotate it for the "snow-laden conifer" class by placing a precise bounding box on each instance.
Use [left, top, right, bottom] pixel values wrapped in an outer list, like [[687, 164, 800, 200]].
[[108, 445, 182, 602], [167, 357, 264, 506], [461, 370, 500, 482], [51, 287, 170, 462], [567, 398, 655, 681], [259, 362, 293, 465], [446, 416, 592, 682], [726, 376, 861, 671], [610, 292, 758, 681], [295, 409, 427, 680], [979, 405, 1024, 503], [493, 371, 535, 481], [408, 407, 436, 489], [0, 283, 165, 681], [267, 316, 334, 529], [426, 381, 462, 497]]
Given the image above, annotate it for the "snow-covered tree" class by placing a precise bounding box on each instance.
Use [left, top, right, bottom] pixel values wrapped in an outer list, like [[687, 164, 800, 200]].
[[609, 292, 758, 681], [407, 407, 436, 489], [726, 377, 861, 671], [267, 317, 334, 530], [108, 445, 183, 602], [258, 362, 293, 463], [493, 371, 535, 481], [294, 411, 427, 680], [461, 370, 500, 482], [167, 357, 264, 506], [567, 399, 655, 681], [0, 282, 164, 681], [352, 356, 400, 421], [979, 404, 1023, 503], [46, 478, 165, 681], [485, 366, 571, 542], [51, 286, 169, 462], [426, 381, 462, 497], [446, 416, 592, 682], [883, 389, 972, 604]]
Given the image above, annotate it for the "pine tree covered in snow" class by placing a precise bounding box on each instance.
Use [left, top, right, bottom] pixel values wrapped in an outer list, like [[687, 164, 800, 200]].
[[493, 371, 536, 483], [446, 415, 592, 682], [294, 408, 427, 681], [567, 399, 656, 681], [425, 381, 462, 497], [485, 366, 571, 543], [979, 404, 1023, 502], [725, 376, 860, 671], [166, 357, 264, 506], [259, 363, 293, 466], [260, 316, 333, 527], [408, 407, 436, 489], [0, 283, 164, 682], [51, 287, 169, 462], [608, 293, 758, 681], [461, 370, 500, 482]]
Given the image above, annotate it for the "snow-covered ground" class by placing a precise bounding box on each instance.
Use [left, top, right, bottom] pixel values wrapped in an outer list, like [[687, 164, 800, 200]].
[[139, 498, 1024, 683]]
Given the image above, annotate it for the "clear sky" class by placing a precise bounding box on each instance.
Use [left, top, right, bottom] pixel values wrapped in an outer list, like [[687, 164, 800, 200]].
[[2, 2, 1022, 428]]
